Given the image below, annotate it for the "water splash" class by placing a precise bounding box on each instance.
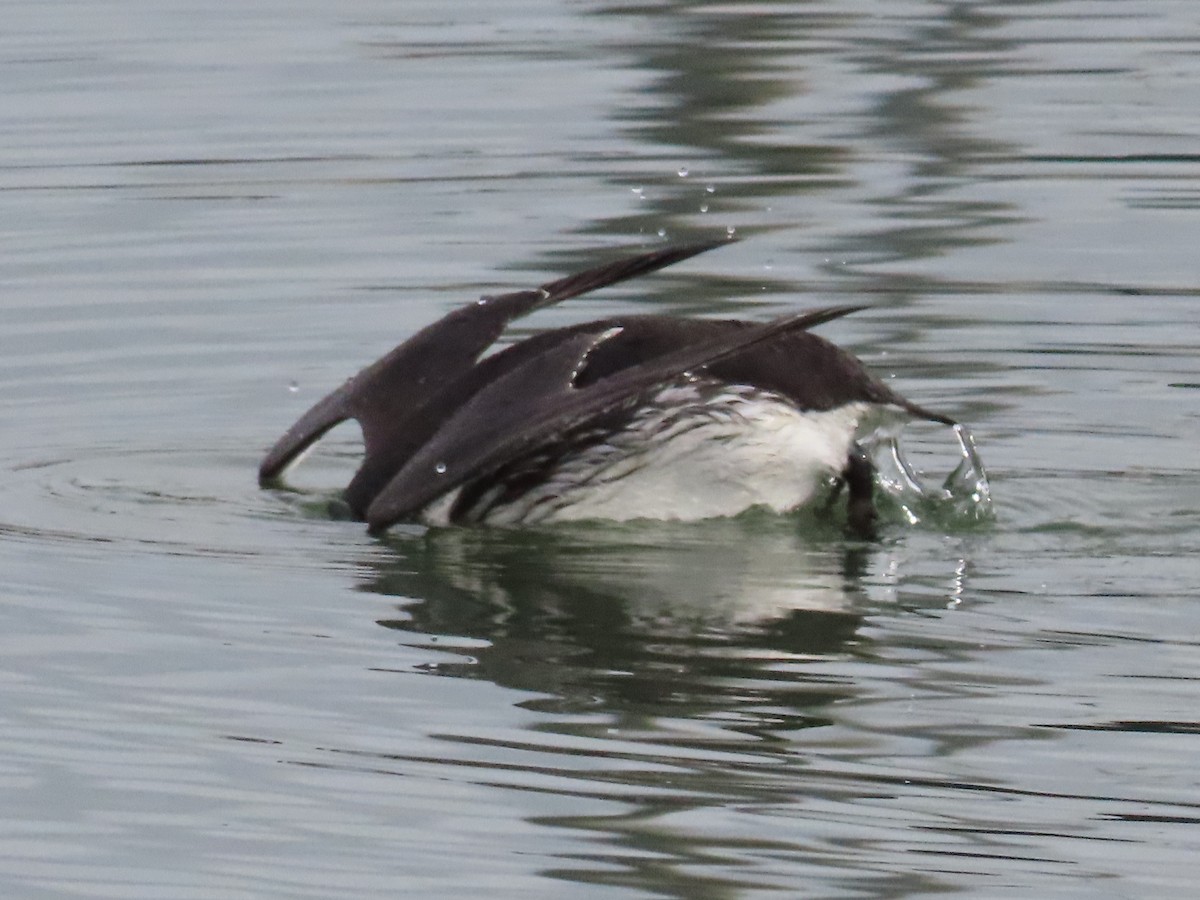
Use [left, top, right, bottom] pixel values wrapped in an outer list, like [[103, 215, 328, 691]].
[[861, 418, 993, 529], [945, 423, 993, 523], [870, 427, 924, 525]]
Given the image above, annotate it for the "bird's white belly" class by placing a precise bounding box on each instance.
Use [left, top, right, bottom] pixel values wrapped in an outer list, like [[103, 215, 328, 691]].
[[423, 383, 868, 526]]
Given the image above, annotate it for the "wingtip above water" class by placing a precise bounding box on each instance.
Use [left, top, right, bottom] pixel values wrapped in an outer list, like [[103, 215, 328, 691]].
[[530, 236, 736, 310]]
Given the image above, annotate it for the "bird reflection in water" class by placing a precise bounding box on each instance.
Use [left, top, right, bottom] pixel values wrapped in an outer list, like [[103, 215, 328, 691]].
[[367, 520, 875, 736]]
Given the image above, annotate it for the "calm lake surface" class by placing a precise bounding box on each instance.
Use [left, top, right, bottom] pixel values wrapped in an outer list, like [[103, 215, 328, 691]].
[[4, 1, 1199, 897]]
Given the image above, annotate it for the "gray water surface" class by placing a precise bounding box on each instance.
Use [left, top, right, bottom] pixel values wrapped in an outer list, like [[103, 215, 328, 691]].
[[3, 2, 1200, 897]]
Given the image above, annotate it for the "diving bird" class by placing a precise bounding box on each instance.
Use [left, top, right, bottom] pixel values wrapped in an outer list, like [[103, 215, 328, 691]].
[[259, 240, 955, 536]]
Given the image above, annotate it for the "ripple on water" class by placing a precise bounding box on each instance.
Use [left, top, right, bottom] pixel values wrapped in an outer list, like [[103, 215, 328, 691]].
[[0, 442, 369, 568]]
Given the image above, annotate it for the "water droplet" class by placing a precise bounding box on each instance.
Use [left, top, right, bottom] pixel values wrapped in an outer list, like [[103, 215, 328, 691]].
[[657, 228, 666, 237], [288, 381, 299, 393], [699, 203, 709, 213], [434, 462, 447, 475], [764, 263, 773, 271], [705, 184, 715, 193], [631, 186, 644, 198], [677, 166, 689, 177], [726, 225, 736, 236]]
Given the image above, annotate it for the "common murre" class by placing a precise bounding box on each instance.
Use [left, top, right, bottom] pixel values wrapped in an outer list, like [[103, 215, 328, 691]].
[[259, 240, 957, 536]]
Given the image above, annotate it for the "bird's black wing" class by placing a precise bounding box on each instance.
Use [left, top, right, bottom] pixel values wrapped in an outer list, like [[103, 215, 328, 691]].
[[258, 239, 731, 490]]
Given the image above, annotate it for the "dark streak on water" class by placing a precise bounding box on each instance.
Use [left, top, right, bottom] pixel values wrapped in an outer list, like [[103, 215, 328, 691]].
[[3, 1, 1200, 898]]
